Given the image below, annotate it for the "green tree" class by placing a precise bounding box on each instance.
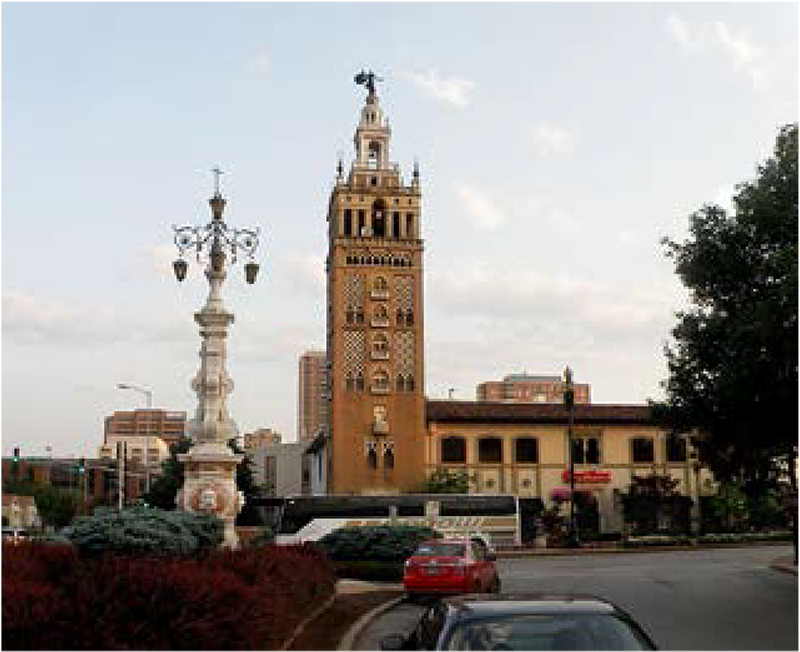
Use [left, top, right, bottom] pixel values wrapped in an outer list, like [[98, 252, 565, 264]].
[[141, 436, 264, 525], [2, 479, 81, 528], [142, 436, 193, 509], [417, 468, 472, 493], [621, 474, 692, 535], [657, 124, 798, 495]]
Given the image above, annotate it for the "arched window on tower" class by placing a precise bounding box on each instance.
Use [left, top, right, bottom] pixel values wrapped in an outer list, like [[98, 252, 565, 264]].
[[368, 141, 381, 167], [406, 213, 415, 238], [383, 449, 394, 470], [343, 209, 352, 237], [372, 200, 386, 238], [392, 212, 401, 239], [367, 448, 378, 469], [372, 369, 389, 391], [355, 372, 365, 391], [372, 333, 389, 359]]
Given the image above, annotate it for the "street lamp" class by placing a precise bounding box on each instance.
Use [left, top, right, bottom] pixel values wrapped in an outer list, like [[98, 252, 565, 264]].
[[564, 366, 580, 548], [117, 382, 153, 494], [169, 169, 261, 548]]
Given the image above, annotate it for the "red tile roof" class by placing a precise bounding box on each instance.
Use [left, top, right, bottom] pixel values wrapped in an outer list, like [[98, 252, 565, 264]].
[[425, 400, 653, 425]]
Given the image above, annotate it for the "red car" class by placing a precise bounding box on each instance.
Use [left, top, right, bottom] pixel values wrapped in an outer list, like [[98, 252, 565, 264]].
[[403, 538, 501, 598]]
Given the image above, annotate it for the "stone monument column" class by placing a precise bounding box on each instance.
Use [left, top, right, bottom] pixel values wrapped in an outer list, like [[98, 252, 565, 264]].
[[172, 176, 260, 548]]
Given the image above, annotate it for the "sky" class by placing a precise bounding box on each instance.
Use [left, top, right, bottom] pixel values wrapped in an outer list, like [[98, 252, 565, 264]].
[[2, 2, 797, 458]]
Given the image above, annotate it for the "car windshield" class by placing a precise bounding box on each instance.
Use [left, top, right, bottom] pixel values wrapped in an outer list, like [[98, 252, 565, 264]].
[[443, 613, 654, 650], [414, 543, 466, 557]]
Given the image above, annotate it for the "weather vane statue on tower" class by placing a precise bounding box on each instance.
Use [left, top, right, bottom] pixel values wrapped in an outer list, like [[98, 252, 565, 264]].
[[354, 69, 382, 97]]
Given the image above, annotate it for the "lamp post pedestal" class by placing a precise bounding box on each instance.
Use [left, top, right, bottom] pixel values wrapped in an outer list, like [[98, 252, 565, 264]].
[[178, 443, 244, 548]]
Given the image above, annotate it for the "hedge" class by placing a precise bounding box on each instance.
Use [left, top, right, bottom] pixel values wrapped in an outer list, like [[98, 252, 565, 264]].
[[317, 524, 440, 563], [2, 541, 335, 650], [60, 506, 224, 558]]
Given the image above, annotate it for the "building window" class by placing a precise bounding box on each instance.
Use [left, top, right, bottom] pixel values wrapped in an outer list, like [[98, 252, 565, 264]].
[[343, 209, 352, 236], [383, 450, 394, 470], [666, 433, 687, 462], [372, 370, 389, 391], [355, 372, 364, 391], [571, 437, 601, 464], [515, 437, 538, 463], [632, 437, 655, 463], [373, 276, 388, 291], [478, 437, 503, 464], [367, 449, 377, 469], [441, 436, 466, 463]]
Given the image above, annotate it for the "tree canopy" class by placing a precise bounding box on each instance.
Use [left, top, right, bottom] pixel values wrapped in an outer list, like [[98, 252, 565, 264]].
[[657, 124, 798, 491]]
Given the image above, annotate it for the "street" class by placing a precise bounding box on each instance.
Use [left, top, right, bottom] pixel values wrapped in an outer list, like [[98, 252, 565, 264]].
[[353, 545, 797, 650]]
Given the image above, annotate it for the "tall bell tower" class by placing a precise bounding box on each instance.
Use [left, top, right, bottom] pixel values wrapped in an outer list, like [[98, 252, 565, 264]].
[[325, 71, 425, 494]]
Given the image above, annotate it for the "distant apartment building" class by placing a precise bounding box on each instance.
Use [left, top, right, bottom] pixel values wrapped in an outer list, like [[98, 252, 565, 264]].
[[477, 373, 591, 404], [104, 409, 187, 449], [298, 350, 327, 442], [243, 428, 282, 450]]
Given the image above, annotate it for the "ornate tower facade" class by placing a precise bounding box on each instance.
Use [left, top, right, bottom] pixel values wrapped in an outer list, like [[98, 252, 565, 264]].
[[325, 76, 425, 494]]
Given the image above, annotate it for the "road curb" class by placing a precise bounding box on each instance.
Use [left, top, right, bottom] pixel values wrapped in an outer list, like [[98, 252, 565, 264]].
[[337, 595, 406, 651], [769, 559, 798, 576], [280, 593, 337, 651], [496, 541, 792, 558]]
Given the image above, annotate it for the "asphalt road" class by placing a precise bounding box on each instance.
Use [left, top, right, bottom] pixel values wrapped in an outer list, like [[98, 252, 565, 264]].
[[353, 545, 797, 650]]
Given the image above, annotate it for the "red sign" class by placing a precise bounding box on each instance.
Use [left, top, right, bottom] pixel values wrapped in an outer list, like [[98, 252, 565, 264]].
[[562, 470, 611, 483]]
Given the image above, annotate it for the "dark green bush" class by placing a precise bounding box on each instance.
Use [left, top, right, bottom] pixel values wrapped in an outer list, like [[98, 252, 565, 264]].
[[61, 506, 223, 558], [317, 525, 440, 564]]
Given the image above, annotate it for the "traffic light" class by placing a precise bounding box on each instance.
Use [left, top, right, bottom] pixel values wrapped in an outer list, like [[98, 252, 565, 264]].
[[12, 447, 19, 463], [78, 457, 85, 475]]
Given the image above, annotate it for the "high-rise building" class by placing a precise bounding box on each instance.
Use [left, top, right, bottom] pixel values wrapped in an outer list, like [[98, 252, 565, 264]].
[[325, 75, 426, 493], [477, 373, 591, 404], [298, 350, 327, 442]]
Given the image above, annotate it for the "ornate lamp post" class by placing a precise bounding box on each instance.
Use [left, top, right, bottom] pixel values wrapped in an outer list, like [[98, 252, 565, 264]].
[[564, 366, 580, 548], [171, 169, 260, 548]]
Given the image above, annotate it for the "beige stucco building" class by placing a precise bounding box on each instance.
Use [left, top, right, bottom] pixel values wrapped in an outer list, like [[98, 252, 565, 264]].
[[425, 400, 711, 533]]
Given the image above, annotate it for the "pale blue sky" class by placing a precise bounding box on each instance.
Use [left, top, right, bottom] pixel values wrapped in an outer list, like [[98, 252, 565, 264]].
[[2, 2, 797, 457]]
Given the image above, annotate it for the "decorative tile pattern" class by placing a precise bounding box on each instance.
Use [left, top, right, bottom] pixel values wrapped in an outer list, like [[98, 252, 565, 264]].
[[394, 275, 413, 311], [343, 330, 365, 380], [344, 273, 364, 308], [395, 331, 415, 375]]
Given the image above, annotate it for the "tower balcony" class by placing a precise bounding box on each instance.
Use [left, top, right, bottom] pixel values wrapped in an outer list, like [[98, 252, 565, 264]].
[[371, 350, 390, 360], [370, 289, 389, 300], [371, 318, 390, 328]]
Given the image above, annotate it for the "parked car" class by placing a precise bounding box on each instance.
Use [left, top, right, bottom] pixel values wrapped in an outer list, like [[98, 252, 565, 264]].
[[2, 527, 30, 544], [403, 538, 501, 598], [381, 593, 658, 650]]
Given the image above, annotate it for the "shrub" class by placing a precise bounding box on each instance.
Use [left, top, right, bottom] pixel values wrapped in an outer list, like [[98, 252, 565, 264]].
[[2, 541, 78, 584], [61, 506, 223, 558], [2, 542, 337, 650], [317, 525, 440, 564]]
